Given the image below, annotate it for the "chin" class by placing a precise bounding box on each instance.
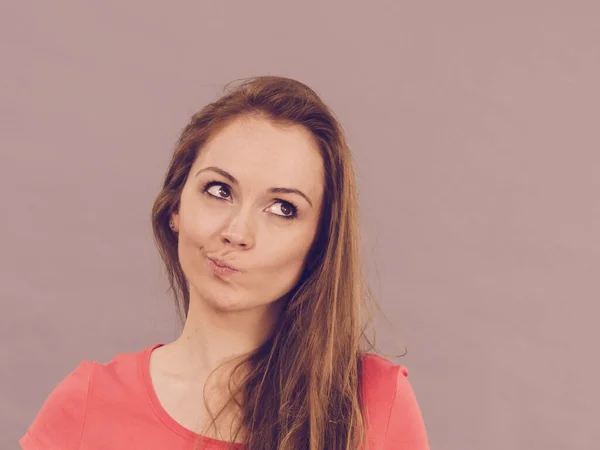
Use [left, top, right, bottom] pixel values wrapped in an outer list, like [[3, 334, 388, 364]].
[[200, 285, 246, 312]]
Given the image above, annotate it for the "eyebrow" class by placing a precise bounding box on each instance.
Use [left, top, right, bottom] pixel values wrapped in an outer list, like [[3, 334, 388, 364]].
[[195, 166, 314, 207]]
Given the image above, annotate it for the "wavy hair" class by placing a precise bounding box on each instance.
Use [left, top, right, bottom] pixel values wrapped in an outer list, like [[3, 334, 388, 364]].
[[151, 75, 386, 449]]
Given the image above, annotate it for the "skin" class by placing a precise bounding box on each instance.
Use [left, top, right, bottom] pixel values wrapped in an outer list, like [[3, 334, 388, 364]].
[[149, 114, 325, 440]]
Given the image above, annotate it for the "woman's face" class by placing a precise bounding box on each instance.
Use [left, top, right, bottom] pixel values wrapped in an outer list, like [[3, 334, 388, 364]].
[[171, 115, 324, 314]]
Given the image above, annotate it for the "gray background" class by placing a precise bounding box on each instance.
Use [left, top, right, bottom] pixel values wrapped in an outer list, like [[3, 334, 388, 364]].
[[2, 1, 599, 449]]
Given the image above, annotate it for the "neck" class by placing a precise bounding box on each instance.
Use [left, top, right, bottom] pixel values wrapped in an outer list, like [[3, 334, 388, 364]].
[[169, 289, 283, 380]]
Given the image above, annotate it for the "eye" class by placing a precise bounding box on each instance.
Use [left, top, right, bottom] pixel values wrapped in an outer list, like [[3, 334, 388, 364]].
[[203, 182, 231, 200], [268, 200, 298, 220]]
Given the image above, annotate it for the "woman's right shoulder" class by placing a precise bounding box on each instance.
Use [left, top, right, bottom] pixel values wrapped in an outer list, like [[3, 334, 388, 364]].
[[36, 359, 96, 416], [20, 360, 96, 449], [21, 346, 150, 449]]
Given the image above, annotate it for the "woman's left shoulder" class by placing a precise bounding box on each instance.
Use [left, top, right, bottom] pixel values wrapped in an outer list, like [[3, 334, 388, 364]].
[[361, 353, 410, 411], [362, 353, 408, 383], [361, 353, 430, 449]]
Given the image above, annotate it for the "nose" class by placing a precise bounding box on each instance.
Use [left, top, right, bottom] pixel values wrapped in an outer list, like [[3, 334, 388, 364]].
[[220, 209, 255, 248]]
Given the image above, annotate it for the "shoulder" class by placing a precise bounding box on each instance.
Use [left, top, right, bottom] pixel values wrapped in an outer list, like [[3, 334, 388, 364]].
[[361, 353, 430, 449], [20, 360, 95, 449], [20, 346, 151, 450], [361, 353, 408, 409]]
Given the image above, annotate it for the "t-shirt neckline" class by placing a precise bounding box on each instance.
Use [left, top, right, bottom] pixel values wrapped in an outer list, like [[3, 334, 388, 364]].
[[140, 343, 245, 448]]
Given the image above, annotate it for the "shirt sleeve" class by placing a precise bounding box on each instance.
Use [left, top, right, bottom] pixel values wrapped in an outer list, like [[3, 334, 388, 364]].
[[20, 360, 94, 450], [383, 366, 430, 450]]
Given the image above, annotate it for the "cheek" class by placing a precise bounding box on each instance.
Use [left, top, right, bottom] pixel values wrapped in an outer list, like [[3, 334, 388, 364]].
[[180, 199, 226, 243], [269, 239, 310, 268], [176, 210, 223, 275], [253, 233, 314, 288]]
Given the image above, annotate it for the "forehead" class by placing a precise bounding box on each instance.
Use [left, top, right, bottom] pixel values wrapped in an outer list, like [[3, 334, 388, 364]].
[[193, 115, 324, 192]]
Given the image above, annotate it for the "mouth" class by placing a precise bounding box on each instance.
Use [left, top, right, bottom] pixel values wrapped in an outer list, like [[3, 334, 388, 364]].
[[206, 257, 239, 276]]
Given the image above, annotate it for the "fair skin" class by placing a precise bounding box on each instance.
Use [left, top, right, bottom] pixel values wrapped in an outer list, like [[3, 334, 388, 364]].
[[149, 114, 325, 441]]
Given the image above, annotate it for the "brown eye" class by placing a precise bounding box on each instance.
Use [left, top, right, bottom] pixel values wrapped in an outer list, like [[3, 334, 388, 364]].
[[269, 201, 298, 219], [205, 183, 231, 199], [280, 203, 292, 216]]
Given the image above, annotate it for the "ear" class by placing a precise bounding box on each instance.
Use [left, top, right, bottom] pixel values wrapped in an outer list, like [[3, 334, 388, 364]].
[[170, 212, 180, 232]]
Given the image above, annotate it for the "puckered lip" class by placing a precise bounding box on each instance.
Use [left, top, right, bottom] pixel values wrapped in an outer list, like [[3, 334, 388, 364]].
[[206, 256, 239, 272]]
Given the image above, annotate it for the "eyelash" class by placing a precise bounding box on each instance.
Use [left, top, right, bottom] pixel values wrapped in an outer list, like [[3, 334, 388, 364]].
[[201, 181, 299, 220]]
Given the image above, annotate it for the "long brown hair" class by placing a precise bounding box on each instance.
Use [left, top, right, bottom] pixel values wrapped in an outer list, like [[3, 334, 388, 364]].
[[151, 76, 386, 449]]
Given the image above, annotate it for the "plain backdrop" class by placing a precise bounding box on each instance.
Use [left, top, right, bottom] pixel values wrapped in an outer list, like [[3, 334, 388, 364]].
[[2, 1, 599, 449]]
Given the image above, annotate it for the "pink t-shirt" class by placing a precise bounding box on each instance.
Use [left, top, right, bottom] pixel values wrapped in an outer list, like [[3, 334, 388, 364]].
[[20, 344, 430, 449]]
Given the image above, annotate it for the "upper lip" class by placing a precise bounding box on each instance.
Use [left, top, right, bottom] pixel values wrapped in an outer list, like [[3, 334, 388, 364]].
[[208, 257, 239, 271]]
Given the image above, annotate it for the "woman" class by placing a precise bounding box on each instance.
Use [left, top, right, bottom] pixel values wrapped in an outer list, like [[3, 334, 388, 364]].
[[20, 76, 430, 449]]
